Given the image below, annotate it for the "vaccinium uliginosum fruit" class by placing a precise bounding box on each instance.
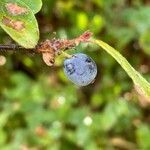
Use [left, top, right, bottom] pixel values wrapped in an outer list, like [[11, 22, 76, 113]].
[[63, 53, 97, 86]]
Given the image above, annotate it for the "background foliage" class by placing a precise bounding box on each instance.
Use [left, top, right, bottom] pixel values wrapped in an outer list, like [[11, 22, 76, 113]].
[[0, 0, 150, 149]]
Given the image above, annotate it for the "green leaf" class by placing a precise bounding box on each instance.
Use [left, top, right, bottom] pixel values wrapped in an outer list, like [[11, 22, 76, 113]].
[[123, 7, 150, 34], [92, 39, 150, 100], [139, 29, 150, 56], [0, 0, 39, 48], [136, 124, 150, 149], [99, 100, 129, 131], [21, 0, 42, 14]]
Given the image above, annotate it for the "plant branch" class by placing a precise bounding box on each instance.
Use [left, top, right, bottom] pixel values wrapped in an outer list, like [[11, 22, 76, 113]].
[[0, 44, 37, 53], [0, 31, 92, 55]]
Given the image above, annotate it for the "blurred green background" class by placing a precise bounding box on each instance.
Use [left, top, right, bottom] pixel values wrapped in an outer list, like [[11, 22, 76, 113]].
[[0, 0, 150, 149]]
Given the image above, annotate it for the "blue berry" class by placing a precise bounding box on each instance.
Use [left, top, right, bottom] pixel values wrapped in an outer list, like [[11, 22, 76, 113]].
[[63, 53, 97, 86]]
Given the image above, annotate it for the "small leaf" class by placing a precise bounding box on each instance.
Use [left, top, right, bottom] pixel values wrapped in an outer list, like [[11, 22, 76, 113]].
[[21, 0, 42, 14], [92, 39, 150, 100], [42, 53, 55, 66], [0, 0, 39, 48]]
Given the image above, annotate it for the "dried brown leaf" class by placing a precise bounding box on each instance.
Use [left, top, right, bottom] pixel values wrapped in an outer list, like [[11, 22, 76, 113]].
[[38, 31, 93, 66], [42, 53, 55, 66]]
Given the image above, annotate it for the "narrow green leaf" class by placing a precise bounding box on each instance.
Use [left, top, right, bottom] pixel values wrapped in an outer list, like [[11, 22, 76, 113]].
[[21, 0, 42, 14], [92, 39, 150, 100], [0, 0, 39, 48]]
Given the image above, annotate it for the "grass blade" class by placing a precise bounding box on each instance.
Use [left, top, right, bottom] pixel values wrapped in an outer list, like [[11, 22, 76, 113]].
[[92, 39, 150, 100]]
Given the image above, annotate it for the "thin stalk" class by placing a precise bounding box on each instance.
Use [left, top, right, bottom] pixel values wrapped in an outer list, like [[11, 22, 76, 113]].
[[0, 44, 38, 53]]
